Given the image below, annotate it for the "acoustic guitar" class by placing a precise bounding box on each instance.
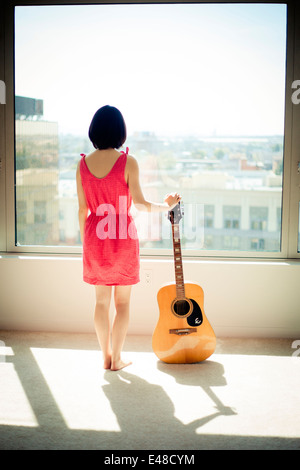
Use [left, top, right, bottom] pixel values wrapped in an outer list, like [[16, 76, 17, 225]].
[[152, 201, 216, 363]]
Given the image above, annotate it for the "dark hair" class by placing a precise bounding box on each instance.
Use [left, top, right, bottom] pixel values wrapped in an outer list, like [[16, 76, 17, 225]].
[[88, 105, 127, 150]]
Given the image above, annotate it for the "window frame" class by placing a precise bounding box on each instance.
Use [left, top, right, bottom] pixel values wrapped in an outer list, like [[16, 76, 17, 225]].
[[1, 0, 300, 259]]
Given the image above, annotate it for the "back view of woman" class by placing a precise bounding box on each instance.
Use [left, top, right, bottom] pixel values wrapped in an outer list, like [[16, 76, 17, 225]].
[[76, 105, 180, 371]]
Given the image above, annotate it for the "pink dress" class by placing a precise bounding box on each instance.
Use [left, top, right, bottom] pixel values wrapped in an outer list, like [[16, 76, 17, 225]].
[[79, 148, 140, 286]]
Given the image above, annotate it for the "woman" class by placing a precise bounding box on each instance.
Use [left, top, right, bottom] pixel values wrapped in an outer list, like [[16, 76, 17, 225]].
[[76, 105, 181, 371]]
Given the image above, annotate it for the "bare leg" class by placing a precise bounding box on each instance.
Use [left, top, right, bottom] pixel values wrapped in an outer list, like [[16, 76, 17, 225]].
[[94, 285, 112, 369], [111, 285, 132, 371]]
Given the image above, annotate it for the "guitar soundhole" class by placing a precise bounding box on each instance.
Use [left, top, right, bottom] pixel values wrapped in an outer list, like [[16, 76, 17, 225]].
[[172, 299, 191, 317]]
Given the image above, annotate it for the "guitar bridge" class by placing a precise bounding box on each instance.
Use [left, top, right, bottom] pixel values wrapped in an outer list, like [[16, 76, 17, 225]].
[[169, 328, 197, 336]]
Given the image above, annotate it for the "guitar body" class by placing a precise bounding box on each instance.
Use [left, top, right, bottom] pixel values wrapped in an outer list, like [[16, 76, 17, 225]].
[[152, 282, 216, 364]]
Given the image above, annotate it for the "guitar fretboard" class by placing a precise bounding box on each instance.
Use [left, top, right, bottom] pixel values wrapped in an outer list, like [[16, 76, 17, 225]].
[[172, 224, 185, 300]]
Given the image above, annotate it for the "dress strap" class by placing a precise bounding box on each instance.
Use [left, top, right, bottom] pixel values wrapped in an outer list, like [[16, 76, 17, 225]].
[[120, 147, 129, 155]]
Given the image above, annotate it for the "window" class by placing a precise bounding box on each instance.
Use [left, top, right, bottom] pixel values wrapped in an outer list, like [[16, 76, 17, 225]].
[[223, 206, 241, 230], [250, 207, 268, 231], [251, 238, 265, 251], [3, 1, 298, 258], [204, 205, 214, 229], [34, 201, 46, 224]]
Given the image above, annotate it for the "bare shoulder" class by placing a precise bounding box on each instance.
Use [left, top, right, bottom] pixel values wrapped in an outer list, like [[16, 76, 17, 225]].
[[126, 154, 139, 175], [125, 154, 139, 186], [126, 154, 139, 168]]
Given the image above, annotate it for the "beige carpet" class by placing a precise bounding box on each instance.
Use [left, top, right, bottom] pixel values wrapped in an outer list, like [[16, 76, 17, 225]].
[[0, 331, 299, 450]]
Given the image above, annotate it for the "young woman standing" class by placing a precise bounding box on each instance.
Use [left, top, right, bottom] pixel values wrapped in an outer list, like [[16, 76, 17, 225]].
[[76, 105, 180, 371]]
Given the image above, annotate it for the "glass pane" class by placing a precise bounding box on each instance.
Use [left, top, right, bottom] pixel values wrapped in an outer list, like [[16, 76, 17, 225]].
[[14, 3, 287, 251]]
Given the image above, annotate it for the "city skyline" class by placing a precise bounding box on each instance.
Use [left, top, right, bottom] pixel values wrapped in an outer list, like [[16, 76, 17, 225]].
[[15, 120, 284, 250]]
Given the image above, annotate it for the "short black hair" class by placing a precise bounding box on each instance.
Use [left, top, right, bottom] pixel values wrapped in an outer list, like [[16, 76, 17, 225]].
[[88, 105, 127, 150]]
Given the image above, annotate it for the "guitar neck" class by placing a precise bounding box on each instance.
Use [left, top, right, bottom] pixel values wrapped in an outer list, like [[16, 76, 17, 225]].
[[172, 223, 185, 300]]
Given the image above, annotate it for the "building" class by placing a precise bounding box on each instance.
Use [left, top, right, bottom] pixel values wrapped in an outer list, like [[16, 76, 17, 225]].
[[15, 96, 59, 245]]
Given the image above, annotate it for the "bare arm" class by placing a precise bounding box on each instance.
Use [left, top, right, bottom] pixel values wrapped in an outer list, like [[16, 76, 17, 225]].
[[76, 162, 89, 243], [127, 155, 181, 212]]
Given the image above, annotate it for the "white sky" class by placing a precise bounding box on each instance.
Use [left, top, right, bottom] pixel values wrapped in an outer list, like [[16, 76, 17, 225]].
[[15, 3, 287, 137]]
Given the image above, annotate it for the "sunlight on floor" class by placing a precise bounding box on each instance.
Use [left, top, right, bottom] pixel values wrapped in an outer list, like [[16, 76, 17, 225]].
[[30, 347, 121, 432], [1, 335, 300, 447], [196, 354, 300, 438], [0, 363, 38, 427], [24, 346, 300, 439]]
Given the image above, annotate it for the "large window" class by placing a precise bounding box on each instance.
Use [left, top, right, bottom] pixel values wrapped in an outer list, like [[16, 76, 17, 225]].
[[13, 3, 289, 255]]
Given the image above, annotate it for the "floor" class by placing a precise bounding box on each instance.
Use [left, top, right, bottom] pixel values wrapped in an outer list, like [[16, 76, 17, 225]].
[[0, 331, 299, 451]]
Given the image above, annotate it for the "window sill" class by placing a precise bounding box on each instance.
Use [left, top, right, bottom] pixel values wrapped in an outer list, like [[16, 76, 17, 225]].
[[0, 251, 299, 266]]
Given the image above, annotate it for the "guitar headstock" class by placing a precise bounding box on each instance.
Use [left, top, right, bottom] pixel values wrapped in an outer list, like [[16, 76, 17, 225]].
[[168, 201, 184, 225]]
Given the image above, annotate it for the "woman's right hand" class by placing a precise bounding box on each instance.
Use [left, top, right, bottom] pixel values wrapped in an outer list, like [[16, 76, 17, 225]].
[[164, 192, 182, 209]]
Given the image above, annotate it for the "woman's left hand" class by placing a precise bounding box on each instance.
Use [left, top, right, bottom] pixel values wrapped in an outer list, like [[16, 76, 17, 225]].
[[164, 192, 182, 209]]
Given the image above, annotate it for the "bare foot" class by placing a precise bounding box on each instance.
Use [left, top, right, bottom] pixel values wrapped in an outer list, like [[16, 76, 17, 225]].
[[103, 356, 112, 370], [110, 359, 132, 371]]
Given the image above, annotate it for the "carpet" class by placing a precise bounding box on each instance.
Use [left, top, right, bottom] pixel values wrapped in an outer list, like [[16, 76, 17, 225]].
[[0, 331, 299, 450]]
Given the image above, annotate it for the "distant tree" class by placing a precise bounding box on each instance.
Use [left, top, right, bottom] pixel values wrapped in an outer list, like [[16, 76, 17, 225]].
[[274, 160, 283, 175], [272, 143, 282, 152], [214, 148, 225, 159], [192, 150, 206, 159]]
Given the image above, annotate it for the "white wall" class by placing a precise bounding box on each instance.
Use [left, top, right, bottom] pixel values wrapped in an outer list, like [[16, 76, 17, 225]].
[[0, 255, 300, 339]]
